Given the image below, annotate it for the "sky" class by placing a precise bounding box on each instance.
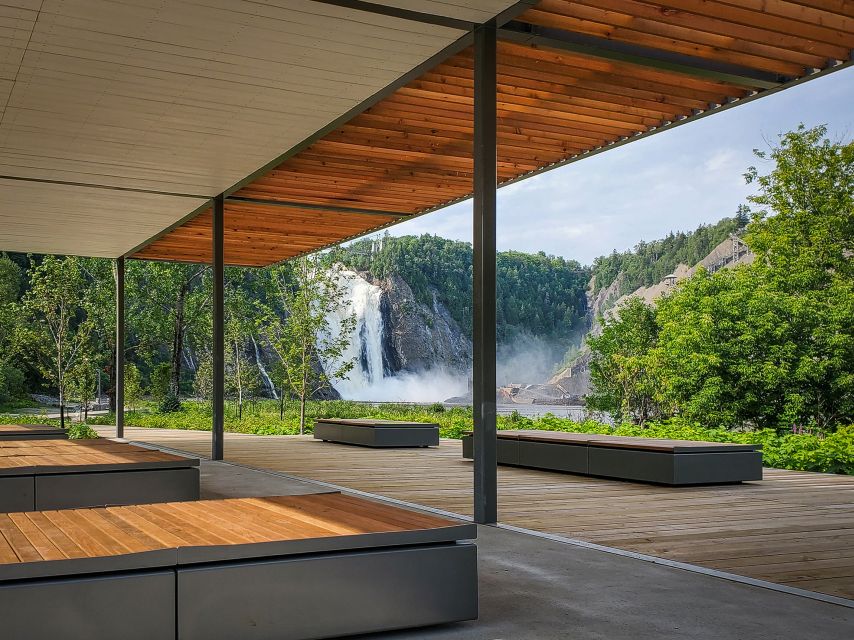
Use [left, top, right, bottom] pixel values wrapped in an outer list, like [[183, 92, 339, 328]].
[[362, 66, 854, 266]]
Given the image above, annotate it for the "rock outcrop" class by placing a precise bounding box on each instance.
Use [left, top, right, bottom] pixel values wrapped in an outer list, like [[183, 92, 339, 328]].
[[551, 234, 754, 397], [378, 274, 471, 374]]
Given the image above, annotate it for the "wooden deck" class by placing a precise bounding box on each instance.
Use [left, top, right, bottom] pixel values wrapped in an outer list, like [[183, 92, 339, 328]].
[[106, 427, 854, 600], [0, 493, 461, 568], [0, 439, 193, 473]]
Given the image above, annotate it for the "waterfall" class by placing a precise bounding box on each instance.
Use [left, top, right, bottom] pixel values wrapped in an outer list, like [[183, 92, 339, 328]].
[[251, 334, 278, 399], [323, 270, 386, 399], [321, 268, 468, 403]]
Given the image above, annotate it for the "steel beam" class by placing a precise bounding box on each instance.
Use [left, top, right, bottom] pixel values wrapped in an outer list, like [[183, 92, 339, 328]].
[[225, 196, 409, 218], [472, 24, 498, 526], [212, 194, 225, 461], [499, 21, 786, 89], [307, 0, 473, 30], [115, 257, 125, 439], [0, 174, 208, 200]]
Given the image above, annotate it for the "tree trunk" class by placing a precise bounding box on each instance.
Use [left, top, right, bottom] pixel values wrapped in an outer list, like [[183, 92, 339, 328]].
[[107, 344, 117, 413], [299, 393, 306, 435], [59, 389, 65, 429], [170, 283, 188, 399], [279, 386, 285, 421], [235, 341, 243, 421]]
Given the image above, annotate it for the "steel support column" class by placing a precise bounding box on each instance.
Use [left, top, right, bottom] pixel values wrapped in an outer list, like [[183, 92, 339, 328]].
[[115, 257, 125, 439], [472, 24, 498, 525], [212, 194, 225, 460]]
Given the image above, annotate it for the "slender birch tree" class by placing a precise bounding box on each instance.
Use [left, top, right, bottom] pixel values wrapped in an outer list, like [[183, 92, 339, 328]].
[[259, 257, 356, 434], [16, 256, 94, 428]]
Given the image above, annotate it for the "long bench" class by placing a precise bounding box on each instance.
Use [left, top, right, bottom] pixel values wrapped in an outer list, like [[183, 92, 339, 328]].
[[315, 418, 440, 447], [461, 430, 762, 485], [0, 438, 199, 511], [0, 423, 67, 440], [0, 492, 478, 640]]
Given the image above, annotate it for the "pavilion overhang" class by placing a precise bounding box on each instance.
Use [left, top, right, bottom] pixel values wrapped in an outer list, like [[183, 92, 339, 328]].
[[128, 0, 854, 267]]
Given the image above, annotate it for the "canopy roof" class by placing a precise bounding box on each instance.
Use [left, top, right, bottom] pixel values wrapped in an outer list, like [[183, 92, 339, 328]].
[[1, 0, 851, 265]]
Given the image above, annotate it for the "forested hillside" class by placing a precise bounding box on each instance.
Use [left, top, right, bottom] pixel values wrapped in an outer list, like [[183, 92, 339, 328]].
[[590, 214, 748, 297], [328, 236, 589, 345], [587, 125, 853, 432]]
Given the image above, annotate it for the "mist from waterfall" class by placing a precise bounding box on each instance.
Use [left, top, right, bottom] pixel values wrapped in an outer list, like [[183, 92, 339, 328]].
[[323, 269, 467, 402]]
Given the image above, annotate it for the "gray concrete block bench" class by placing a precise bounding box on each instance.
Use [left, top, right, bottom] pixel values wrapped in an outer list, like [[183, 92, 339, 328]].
[[314, 418, 440, 447], [0, 438, 200, 512], [0, 493, 477, 640], [462, 430, 762, 485]]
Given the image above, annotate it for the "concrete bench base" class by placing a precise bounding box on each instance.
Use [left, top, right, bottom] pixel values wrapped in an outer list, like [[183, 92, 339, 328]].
[[315, 419, 439, 447], [0, 467, 200, 512], [0, 571, 175, 640], [178, 543, 477, 640], [462, 432, 762, 485]]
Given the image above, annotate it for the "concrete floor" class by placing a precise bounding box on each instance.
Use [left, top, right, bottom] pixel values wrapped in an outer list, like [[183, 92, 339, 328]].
[[189, 455, 853, 640]]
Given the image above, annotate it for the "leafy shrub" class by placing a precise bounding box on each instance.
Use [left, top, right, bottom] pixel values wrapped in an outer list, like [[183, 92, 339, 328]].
[[159, 392, 181, 413], [67, 422, 99, 439]]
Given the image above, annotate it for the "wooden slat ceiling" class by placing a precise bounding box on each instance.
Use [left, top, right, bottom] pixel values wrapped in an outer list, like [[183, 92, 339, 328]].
[[136, 0, 853, 267]]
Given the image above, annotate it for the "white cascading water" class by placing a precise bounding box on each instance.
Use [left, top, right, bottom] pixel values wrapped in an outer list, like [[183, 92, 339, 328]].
[[251, 334, 278, 399], [323, 270, 386, 399], [322, 268, 468, 402]]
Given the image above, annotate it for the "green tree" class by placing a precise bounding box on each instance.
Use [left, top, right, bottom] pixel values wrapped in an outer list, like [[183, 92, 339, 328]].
[[129, 262, 209, 410], [0, 254, 24, 405], [586, 297, 662, 424], [124, 362, 143, 413], [68, 355, 97, 421], [259, 257, 357, 434], [225, 270, 261, 420], [589, 125, 853, 431], [16, 256, 94, 428]]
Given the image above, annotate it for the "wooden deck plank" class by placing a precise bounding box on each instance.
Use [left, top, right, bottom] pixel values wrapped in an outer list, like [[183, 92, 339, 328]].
[[0, 438, 196, 473], [103, 427, 854, 600], [0, 493, 464, 573]]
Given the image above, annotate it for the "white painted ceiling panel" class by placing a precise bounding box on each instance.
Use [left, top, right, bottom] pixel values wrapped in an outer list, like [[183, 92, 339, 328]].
[[0, 178, 207, 257], [0, 0, 522, 258]]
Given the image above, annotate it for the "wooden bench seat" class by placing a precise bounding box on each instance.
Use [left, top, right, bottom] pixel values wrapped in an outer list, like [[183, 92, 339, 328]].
[[462, 430, 762, 485], [0, 423, 67, 441], [314, 418, 440, 447], [0, 439, 199, 512], [0, 493, 478, 640]]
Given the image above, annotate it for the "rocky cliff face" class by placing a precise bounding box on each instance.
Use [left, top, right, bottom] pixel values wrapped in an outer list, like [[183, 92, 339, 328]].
[[551, 235, 754, 397], [377, 273, 471, 374]]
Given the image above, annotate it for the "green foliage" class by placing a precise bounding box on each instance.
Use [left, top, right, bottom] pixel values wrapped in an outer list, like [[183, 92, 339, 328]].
[[0, 253, 22, 304], [0, 413, 59, 425], [590, 216, 747, 296], [85, 402, 853, 475], [587, 125, 854, 431], [258, 257, 357, 433], [149, 363, 171, 404], [124, 363, 143, 413], [67, 422, 99, 439], [586, 297, 662, 423], [159, 393, 181, 413], [0, 255, 24, 406], [329, 234, 589, 343], [14, 256, 95, 426], [0, 365, 25, 407]]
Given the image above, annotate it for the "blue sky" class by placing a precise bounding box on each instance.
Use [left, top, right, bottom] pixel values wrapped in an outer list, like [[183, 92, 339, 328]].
[[369, 66, 854, 266]]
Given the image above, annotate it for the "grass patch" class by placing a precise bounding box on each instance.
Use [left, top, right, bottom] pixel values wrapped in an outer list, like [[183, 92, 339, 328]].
[[85, 400, 854, 475]]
